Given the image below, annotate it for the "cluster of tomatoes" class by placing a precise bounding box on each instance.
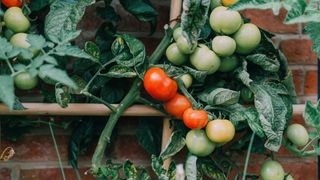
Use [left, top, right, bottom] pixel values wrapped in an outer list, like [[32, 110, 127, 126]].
[[143, 67, 236, 157], [1, 0, 39, 90]]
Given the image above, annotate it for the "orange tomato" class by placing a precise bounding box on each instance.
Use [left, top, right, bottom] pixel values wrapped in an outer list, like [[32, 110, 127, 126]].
[[2, 0, 22, 8], [164, 93, 191, 119], [183, 108, 208, 129]]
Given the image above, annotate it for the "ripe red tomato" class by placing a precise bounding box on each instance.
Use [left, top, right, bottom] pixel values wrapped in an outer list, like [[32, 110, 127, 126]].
[[2, 0, 22, 8], [183, 108, 208, 129], [143, 67, 178, 101], [164, 93, 191, 119]]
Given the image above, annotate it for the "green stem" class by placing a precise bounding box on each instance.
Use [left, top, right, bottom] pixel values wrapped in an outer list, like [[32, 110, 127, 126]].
[[242, 133, 255, 180], [49, 122, 66, 180], [81, 91, 116, 113], [176, 78, 200, 109], [300, 135, 319, 153], [91, 28, 173, 172], [75, 169, 82, 180], [5, 59, 15, 74]]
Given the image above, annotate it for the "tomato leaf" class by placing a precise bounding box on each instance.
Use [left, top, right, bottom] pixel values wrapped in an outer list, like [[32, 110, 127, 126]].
[[185, 154, 197, 180], [55, 83, 72, 108], [136, 119, 162, 155], [234, 60, 253, 87], [306, 22, 320, 58], [0, 75, 15, 110], [197, 158, 226, 180], [246, 54, 280, 72], [183, 66, 208, 83], [181, 0, 210, 46], [140, 169, 151, 180], [54, 45, 92, 59], [198, 88, 240, 106], [84, 41, 101, 63], [29, 0, 52, 11], [230, 0, 283, 15], [100, 83, 125, 104], [123, 160, 138, 180], [44, 0, 94, 43], [119, 0, 158, 34], [96, 5, 121, 23], [151, 155, 168, 179], [0, 37, 13, 60], [27, 34, 46, 50], [285, 0, 320, 24], [303, 100, 320, 131], [160, 131, 186, 160], [39, 64, 78, 89], [104, 65, 137, 78]]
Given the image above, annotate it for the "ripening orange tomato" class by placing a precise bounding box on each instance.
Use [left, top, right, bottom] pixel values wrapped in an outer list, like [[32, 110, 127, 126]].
[[164, 93, 191, 119], [2, 0, 22, 8]]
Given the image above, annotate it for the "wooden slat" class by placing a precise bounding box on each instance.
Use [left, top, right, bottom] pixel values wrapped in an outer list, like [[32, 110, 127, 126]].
[[0, 103, 306, 116], [0, 103, 164, 116]]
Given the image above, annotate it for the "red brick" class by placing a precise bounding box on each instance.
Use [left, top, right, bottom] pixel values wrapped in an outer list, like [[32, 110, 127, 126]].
[[20, 168, 95, 180], [280, 39, 318, 64], [291, 69, 304, 95], [305, 70, 318, 95], [2, 135, 69, 161], [0, 168, 11, 180], [241, 9, 300, 33]]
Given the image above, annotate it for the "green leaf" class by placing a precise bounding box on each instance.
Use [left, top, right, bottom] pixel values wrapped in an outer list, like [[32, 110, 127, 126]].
[[151, 155, 168, 180], [104, 65, 137, 78], [243, 108, 265, 138], [55, 83, 71, 108], [0, 37, 13, 60], [123, 160, 138, 180], [230, 0, 283, 15], [234, 60, 253, 87], [285, 0, 320, 24], [39, 65, 78, 89], [136, 120, 162, 155], [140, 169, 151, 180], [306, 22, 320, 58], [44, 0, 94, 43], [183, 66, 208, 83], [303, 100, 320, 130], [198, 88, 240, 106], [84, 41, 101, 62], [96, 5, 121, 23], [160, 131, 186, 160], [29, 0, 52, 11], [27, 34, 46, 50], [119, 0, 158, 34], [54, 45, 93, 59], [197, 158, 226, 180], [114, 34, 146, 67], [185, 154, 197, 180], [0, 75, 15, 110], [69, 120, 94, 169], [100, 84, 125, 103], [246, 54, 280, 72], [181, 0, 210, 46]]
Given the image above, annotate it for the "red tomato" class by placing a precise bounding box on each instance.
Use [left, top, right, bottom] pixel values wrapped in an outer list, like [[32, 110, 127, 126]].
[[164, 93, 191, 119], [2, 0, 22, 7], [183, 108, 208, 129], [143, 67, 178, 101]]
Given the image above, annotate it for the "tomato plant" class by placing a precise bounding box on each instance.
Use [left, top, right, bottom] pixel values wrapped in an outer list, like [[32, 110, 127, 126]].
[[143, 67, 178, 101]]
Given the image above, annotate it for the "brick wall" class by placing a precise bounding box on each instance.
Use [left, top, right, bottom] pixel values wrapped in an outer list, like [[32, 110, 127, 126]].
[[0, 1, 318, 179]]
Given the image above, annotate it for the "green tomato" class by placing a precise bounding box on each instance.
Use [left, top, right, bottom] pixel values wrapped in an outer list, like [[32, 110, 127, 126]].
[[260, 160, 285, 180], [285, 174, 294, 180], [286, 124, 309, 147], [218, 55, 238, 72], [173, 27, 183, 42], [209, 6, 242, 35], [186, 129, 215, 157], [4, 7, 30, 33], [180, 74, 193, 89], [190, 45, 221, 74], [14, 72, 38, 90], [240, 87, 254, 103], [10, 33, 39, 56], [211, 0, 222, 9], [166, 43, 188, 65], [176, 35, 197, 54], [212, 36, 236, 57], [233, 23, 261, 54]]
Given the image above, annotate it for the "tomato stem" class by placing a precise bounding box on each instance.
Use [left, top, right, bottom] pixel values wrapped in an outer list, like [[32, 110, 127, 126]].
[[242, 132, 255, 180], [81, 91, 116, 113], [176, 78, 201, 109], [5, 59, 15, 74]]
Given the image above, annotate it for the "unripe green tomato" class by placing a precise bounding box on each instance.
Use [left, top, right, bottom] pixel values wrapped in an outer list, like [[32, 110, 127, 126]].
[[186, 129, 216, 157], [211, 0, 222, 9], [209, 6, 242, 35], [190, 45, 221, 74], [173, 27, 183, 42], [14, 72, 38, 90], [176, 35, 197, 54], [286, 124, 309, 147], [285, 175, 294, 180], [233, 23, 261, 54], [10, 33, 39, 56], [218, 55, 238, 72], [180, 74, 193, 89], [4, 7, 30, 33], [212, 35, 236, 57], [166, 43, 188, 65], [260, 160, 285, 180]]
